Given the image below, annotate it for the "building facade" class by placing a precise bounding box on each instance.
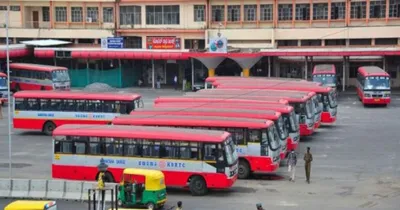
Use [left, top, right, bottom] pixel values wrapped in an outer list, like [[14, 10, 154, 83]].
[[1, 0, 400, 87]]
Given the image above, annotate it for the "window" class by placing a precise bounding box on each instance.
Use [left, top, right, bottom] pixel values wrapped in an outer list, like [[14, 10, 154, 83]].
[[87, 7, 98, 22], [370, 0, 386, 18], [10, 6, 20, 11], [325, 39, 346, 46], [296, 4, 310, 20], [55, 7, 67, 22], [71, 7, 83, 22], [350, 2, 367, 19], [103, 7, 113, 23], [244, 5, 256, 21], [389, 0, 400, 17], [248, 130, 261, 143], [194, 5, 205, 22], [375, 38, 398, 45], [331, 2, 346, 19], [146, 5, 180, 25], [0, 6, 7, 11], [42, 7, 50, 22], [278, 4, 293, 20], [180, 142, 198, 160], [227, 128, 245, 145], [349, 39, 371, 45], [260, 4, 273, 21], [212, 5, 224, 22], [120, 6, 141, 25], [227, 5, 240, 22], [204, 144, 217, 161], [313, 3, 328, 20], [124, 36, 142, 49]]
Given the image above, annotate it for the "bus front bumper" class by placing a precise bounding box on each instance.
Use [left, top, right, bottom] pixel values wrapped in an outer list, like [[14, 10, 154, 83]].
[[321, 112, 337, 123], [287, 137, 299, 151], [300, 124, 314, 136], [363, 98, 391, 105]]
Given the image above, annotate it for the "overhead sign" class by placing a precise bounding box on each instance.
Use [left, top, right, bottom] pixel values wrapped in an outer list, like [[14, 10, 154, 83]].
[[101, 37, 124, 49], [147, 37, 181, 50], [209, 37, 227, 53]]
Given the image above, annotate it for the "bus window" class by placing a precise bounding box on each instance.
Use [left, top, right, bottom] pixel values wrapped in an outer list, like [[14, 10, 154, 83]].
[[89, 137, 101, 155], [124, 139, 140, 157], [204, 144, 216, 161], [14, 98, 25, 110], [106, 138, 123, 156], [74, 142, 86, 154], [248, 129, 261, 143]]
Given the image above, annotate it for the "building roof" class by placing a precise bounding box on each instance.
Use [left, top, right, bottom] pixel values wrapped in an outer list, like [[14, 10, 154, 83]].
[[20, 39, 71, 47], [0, 44, 30, 59]]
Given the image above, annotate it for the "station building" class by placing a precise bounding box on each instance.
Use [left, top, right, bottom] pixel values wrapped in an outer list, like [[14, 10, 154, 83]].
[[1, 0, 400, 88]]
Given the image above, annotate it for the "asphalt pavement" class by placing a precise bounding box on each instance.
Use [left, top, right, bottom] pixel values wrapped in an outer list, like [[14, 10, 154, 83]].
[[0, 88, 400, 210]]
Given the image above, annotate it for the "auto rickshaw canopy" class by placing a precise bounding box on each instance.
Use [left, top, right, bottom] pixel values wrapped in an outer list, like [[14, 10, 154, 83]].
[[122, 168, 166, 191], [4, 200, 56, 210]]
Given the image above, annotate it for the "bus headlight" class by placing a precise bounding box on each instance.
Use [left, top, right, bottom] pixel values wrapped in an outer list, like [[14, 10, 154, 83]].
[[364, 93, 371, 97], [384, 93, 390, 97]]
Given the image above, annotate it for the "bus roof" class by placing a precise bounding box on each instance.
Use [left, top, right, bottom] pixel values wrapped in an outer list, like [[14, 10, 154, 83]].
[[212, 80, 321, 87], [215, 84, 332, 93], [53, 124, 230, 143], [9, 63, 68, 72], [113, 115, 274, 129], [181, 94, 311, 103], [0, 72, 6, 77], [313, 64, 336, 75], [13, 90, 142, 101], [205, 76, 307, 83], [358, 66, 390, 77], [154, 96, 289, 105], [194, 89, 316, 97], [132, 108, 282, 120], [154, 103, 294, 113]]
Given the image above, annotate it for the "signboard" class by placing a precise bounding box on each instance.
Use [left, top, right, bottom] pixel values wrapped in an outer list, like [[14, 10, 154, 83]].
[[209, 37, 227, 53], [147, 37, 181, 50], [101, 37, 124, 49]]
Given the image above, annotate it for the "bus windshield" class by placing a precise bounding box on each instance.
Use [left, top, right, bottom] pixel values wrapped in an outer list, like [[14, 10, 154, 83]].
[[288, 111, 299, 131], [305, 100, 313, 119], [276, 116, 288, 140], [0, 76, 6, 87], [328, 91, 338, 108], [261, 131, 269, 156], [313, 74, 336, 86], [312, 96, 321, 113], [52, 70, 70, 82], [268, 126, 280, 151], [364, 76, 390, 90], [224, 137, 238, 165]]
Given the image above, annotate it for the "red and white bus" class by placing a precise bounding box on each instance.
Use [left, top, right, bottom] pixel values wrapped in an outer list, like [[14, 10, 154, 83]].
[[9, 63, 71, 91], [112, 115, 281, 179], [312, 64, 337, 88], [182, 93, 315, 136], [356, 66, 391, 105], [131, 108, 288, 160], [215, 83, 338, 124], [0, 72, 8, 104], [154, 102, 300, 151], [52, 124, 238, 195], [13, 91, 143, 135], [191, 88, 321, 129]]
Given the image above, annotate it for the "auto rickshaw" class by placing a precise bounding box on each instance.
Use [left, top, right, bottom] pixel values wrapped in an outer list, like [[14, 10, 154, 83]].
[[117, 168, 167, 210], [4, 200, 57, 210]]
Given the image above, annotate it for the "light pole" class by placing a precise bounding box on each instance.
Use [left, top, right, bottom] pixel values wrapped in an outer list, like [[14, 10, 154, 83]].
[[5, 5, 12, 179]]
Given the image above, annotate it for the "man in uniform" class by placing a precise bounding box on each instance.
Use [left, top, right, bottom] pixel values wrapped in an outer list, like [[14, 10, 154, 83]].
[[303, 147, 313, 184]]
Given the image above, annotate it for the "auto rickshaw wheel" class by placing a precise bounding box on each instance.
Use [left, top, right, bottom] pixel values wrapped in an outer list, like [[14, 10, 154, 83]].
[[117, 200, 123, 207], [189, 175, 208, 196], [146, 202, 155, 210]]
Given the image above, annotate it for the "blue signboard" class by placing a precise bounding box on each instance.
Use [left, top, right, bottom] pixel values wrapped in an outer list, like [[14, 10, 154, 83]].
[[101, 37, 124, 49]]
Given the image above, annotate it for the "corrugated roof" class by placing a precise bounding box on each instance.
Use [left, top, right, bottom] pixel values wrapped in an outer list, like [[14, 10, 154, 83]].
[[20, 39, 71, 46]]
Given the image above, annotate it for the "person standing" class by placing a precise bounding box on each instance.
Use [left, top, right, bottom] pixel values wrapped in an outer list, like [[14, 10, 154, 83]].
[[256, 203, 265, 210], [287, 149, 297, 182], [304, 147, 313, 184], [176, 201, 183, 210], [173, 75, 178, 90], [156, 75, 161, 89]]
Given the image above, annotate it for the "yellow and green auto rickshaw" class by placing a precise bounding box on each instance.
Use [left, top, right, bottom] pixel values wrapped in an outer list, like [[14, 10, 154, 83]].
[[4, 200, 57, 210], [117, 168, 167, 210]]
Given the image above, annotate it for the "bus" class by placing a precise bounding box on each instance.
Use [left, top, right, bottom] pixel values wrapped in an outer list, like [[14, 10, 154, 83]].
[[154, 96, 289, 106], [112, 115, 281, 179], [312, 64, 337, 88], [130, 108, 288, 160], [52, 124, 238, 196], [153, 103, 300, 151], [181, 94, 315, 136], [204, 76, 313, 89], [356, 66, 391, 105], [190, 88, 321, 129], [13, 90, 143, 135], [214, 83, 338, 124], [0, 72, 8, 104], [9, 63, 70, 91]]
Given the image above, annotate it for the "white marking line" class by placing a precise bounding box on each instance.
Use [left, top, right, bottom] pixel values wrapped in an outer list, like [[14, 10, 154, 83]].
[[13, 152, 30, 156], [277, 201, 298, 207]]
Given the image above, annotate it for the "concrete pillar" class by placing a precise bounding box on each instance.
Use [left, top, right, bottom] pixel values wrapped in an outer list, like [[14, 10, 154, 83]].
[[321, 40, 325, 47], [345, 39, 350, 47], [371, 38, 375, 46], [342, 56, 346, 92], [383, 56, 387, 71], [152, 59, 155, 89], [397, 38, 400, 45], [191, 58, 195, 91], [208, 68, 215, 77], [298, 40, 301, 47], [304, 56, 308, 80], [268, 56, 271, 77], [242, 68, 250, 77]]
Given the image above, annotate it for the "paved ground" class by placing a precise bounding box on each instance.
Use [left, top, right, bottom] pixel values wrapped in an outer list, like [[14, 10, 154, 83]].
[[1, 88, 400, 210]]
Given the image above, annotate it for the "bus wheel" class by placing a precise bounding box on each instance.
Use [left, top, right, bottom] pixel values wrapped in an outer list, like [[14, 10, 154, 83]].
[[146, 202, 155, 210], [43, 121, 56, 136], [238, 159, 250, 179], [189, 175, 207, 196]]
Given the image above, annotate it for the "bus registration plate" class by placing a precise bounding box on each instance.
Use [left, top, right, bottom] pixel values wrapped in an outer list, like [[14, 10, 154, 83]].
[[374, 98, 380, 102]]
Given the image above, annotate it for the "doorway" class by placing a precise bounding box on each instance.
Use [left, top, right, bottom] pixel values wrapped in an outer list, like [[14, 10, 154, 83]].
[[32, 11, 39, 28]]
